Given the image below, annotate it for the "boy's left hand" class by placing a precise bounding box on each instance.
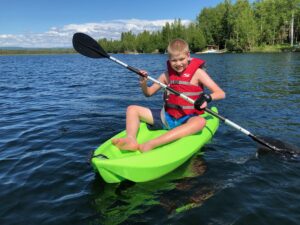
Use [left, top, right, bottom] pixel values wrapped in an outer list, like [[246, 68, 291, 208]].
[[139, 70, 148, 77], [139, 70, 148, 85], [194, 93, 212, 110]]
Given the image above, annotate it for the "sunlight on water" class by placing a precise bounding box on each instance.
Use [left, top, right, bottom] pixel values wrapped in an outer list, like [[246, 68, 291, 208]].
[[0, 53, 299, 225]]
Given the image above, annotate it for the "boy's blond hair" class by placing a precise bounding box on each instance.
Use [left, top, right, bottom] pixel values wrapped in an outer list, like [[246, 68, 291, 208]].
[[167, 39, 189, 55]]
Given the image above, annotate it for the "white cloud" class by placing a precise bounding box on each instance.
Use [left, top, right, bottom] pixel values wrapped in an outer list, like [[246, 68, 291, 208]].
[[0, 19, 191, 48]]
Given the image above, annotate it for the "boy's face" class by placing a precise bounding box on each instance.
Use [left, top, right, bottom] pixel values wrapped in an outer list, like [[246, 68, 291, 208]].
[[169, 51, 190, 73]]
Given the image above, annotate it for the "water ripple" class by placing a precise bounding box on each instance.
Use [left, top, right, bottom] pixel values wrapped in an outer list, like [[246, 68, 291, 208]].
[[0, 53, 299, 225]]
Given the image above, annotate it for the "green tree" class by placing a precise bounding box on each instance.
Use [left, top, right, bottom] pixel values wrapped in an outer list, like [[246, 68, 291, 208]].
[[253, 0, 277, 45], [96, 0, 300, 53], [161, 22, 172, 50], [197, 3, 226, 47], [170, 19, 186, 39], [230, 0, 258, 51], [121, 31, 136, 52], [185, 23, 206, 52], [136, 30, 157, 53]]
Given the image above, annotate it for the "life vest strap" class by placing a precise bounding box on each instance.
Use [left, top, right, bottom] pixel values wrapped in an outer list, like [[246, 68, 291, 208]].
[[168, 91, 203, 97], [170, 80, 194, 85], [165, 103, 195, 110]]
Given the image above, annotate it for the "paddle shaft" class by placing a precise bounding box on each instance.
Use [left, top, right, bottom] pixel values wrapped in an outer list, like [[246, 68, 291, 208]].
[[73, 32, 294, 154], [108, 55, 281, 152]]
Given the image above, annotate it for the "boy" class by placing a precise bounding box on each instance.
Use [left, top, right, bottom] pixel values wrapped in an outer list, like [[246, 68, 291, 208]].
[[112, 39, 225, 152]]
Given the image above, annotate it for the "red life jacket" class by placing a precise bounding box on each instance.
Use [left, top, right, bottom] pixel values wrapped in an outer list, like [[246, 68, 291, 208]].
[[164, 58, 205, 119]]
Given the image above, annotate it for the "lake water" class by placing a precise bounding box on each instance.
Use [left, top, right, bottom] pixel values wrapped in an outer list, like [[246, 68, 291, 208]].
[[0, 53, 299, 225]]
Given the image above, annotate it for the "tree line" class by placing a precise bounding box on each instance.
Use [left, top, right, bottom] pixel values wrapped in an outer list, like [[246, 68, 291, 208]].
[[99, 0, 300, 53]]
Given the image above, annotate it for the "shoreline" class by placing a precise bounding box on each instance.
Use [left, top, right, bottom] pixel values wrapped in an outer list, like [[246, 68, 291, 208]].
[[1, 46, 299, 56], [0, 49, 76, 56]]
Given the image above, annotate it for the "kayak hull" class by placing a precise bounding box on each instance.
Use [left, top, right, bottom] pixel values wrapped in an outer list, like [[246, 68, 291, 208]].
[[91, 107, 219, 183]]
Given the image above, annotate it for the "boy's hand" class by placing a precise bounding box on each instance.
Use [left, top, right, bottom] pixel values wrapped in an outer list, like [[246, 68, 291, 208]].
[[194, 93, 212, 110], [139, 70, 148, 77], [139, 70, 148, 85]]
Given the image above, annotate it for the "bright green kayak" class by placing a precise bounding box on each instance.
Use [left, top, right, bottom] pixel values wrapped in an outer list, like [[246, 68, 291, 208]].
[[91, 107, 219, 183]]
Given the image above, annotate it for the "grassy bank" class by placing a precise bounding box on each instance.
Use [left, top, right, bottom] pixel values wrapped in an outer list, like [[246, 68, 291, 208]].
[[250, 44, 300, 53]]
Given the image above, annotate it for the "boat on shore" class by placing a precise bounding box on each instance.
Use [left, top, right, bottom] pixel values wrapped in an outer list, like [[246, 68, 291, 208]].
[[196, 45, 226, 54]]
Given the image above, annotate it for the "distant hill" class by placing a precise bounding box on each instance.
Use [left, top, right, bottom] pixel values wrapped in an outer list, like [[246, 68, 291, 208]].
[[0, 47, 75, 55], [0, 46, 72, 50]]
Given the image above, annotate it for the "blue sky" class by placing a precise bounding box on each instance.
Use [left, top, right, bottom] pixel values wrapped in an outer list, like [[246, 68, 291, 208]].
[[0, 0, 223, 47]]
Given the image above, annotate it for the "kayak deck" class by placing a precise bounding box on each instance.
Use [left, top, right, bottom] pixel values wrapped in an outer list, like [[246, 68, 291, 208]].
[[91, 107, 219, 183]]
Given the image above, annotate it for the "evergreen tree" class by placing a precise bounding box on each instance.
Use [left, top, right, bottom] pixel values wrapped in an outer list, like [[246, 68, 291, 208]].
[[97, 0, 300, 53], [230, 0, 258, 51], [121, 31, 136, 52], [186, 23, 206, 52]]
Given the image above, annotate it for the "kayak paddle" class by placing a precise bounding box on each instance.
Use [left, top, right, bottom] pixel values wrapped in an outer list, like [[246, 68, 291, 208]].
[[72, 32, 298, 155]]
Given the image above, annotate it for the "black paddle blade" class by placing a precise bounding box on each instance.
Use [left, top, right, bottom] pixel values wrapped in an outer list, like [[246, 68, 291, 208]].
[[256, 136, 300, 156], [72, 32, 109, 58]]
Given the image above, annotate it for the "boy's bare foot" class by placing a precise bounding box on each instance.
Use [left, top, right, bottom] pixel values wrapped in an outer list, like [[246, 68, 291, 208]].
[[111, 138, 120, 145], [139, 141, 156, 152], [112, 137, 139, 151]]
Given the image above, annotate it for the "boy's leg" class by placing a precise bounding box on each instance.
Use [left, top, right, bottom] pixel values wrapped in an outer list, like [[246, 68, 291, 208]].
[[139, 116, 206, 152], [112, 105, 154, 150]]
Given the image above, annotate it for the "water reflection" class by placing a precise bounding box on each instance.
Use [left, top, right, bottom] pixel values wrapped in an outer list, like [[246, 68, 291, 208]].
[[91, 154, 211, 224]]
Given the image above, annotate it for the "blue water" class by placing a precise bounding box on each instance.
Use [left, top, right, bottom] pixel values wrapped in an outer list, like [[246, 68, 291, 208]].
[[0, 53, 299, 225]]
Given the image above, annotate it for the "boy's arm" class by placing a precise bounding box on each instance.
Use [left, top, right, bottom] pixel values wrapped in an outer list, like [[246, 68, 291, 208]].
[[197, 68, 225, 100], [140, 72, 167, 97]]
